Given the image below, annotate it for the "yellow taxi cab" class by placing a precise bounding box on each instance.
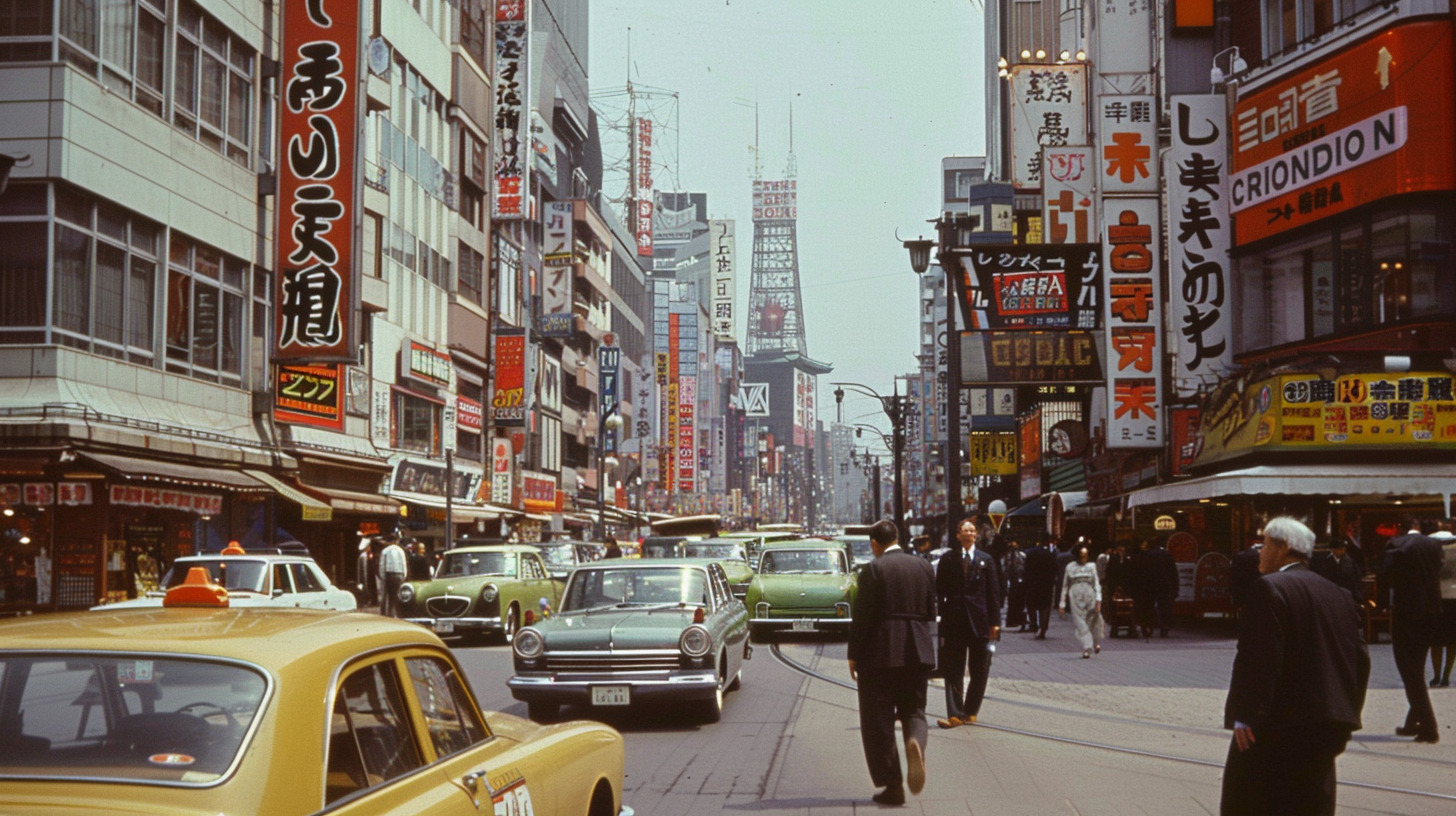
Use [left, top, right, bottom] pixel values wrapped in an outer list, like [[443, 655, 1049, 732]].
[[0, 569, 630, 816]]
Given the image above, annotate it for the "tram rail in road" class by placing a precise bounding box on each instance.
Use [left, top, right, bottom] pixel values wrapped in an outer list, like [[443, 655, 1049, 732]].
[[768, 642, 1456, 805]]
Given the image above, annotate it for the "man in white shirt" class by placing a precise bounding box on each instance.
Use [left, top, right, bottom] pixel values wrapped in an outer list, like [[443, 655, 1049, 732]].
[[378, 539, 407, 617]]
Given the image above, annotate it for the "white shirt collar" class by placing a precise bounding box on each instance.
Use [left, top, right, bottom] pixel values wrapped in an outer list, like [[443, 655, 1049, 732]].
[[883, 544, 902, 554], [1278, 561, 1299, 572]]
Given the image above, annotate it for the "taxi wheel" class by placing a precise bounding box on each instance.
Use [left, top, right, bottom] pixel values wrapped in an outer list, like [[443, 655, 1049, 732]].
[[503, 604, 520, 644], [527, 701, 558, 722]]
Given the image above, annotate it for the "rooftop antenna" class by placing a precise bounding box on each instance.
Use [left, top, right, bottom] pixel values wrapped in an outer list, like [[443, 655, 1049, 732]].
[[785, 97, 797, 179]]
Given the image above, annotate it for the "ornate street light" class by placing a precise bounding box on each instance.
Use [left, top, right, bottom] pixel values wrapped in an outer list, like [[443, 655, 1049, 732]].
[[835, 381, 909, 544]]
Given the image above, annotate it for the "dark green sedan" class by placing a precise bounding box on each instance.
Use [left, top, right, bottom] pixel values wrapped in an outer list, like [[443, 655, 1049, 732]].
[[744, 542, 857, 640], [507, 559, 751, 724]]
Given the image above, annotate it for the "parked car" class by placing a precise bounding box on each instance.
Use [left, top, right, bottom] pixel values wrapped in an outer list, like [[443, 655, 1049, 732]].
[[90, 549, 357, 612], [835, 527, 876, 568], [640, 513, 720, 559], [1, 579, 629, 816], [744, 542, 858, 640], [535, 540, 583, 580], [398, 545, 564, 644], [508, 559, 751, 724]]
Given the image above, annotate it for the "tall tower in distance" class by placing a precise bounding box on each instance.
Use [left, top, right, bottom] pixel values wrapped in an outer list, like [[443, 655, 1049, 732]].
[[745, 177, 807, 356]]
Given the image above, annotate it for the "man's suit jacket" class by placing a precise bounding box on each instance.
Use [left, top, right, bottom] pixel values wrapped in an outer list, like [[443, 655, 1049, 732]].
[[1022, 545, 1058, 604], [1229, 546, 1263, 610], [1135, 546, 1179, 601], [1376, 532, 1444, 625], [1224, 564, 1370, 734], [936, 546, 1002, 642], [848, 548, 937, 670]]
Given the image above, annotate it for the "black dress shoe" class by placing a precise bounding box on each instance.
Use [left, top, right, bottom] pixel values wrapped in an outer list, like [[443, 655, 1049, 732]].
[[1395, 725, 1423, 737], [873, 785, 906, 806], [1431, 676, 1442, 688], [1414, 731, 1440, 744]]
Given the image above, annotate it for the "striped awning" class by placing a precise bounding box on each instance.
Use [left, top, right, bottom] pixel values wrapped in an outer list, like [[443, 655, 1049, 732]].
[[243, 470, 333, 522]]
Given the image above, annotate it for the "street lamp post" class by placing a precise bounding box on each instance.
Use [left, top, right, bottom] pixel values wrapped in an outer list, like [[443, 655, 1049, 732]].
[[850, 413, 906, 545], [904, 211, 979, 544], [597, 411, 623, 540]]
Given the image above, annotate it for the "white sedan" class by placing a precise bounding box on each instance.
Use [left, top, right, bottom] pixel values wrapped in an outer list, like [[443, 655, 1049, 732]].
[[92, 552, 357, 611]]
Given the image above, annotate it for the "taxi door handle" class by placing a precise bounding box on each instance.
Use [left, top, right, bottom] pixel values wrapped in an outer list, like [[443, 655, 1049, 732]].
[[462, 769, 491, 799]]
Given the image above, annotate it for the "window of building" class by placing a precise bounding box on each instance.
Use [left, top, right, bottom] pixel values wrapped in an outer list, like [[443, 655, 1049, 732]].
[[166, 232, 249, 384], [459, 0, 488, 70], [1262, 0, 1378, 59], [394, 389, 442, 455], [47, 0, 166, 113], [0, 0, 52, 61], [492, 230, 520, 324], [174, 0, 251, 165], [458, 240, 484, 305]]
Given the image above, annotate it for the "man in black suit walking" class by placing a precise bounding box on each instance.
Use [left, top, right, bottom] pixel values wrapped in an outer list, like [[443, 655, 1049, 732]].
[[1137, 538, 1180, 638], [1222, 517, 1369, 816], [1375, 518, 1444, 743], [848, 519, 937, 806], [935, 517, 1001, 728], [1022, 537, 1057, 638]]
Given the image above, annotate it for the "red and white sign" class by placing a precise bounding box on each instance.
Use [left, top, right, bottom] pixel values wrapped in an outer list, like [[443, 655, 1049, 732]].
[[24, 483, 54, 506], [677, 376, 696, 492], [274, 0, 362, 362], [752, 179, 797, 220], [1230, 21, 1455, 243], [1098, 95, 1159, 195], [1101, 197, 1163, 448], [457, 395, 484, 432], [58, 482, 94, 506], [521, 470, 556, 513], [1008, 64, 1087, 190], [402, 340, 451, 388], [110, 485, 223, 516], [1041, 145, 1096, 244], [636, 118, 653, 256], [490, 438, 512, 504], [493, 1, 528, 219]]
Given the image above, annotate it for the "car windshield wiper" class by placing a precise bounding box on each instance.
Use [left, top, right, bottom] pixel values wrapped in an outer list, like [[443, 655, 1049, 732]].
[[644, 603, 697, 613]]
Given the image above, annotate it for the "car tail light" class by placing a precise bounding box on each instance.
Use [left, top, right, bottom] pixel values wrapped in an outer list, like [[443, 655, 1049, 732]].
[[693, 607, 706, 624]]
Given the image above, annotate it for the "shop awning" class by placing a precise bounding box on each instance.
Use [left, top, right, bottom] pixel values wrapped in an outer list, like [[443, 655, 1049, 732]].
[[392, 492, 507, 522], [242, 470, 332, 522], [1127, 464, 1456, 509], [1009, 491, 1089, 516], [304, 485, 402, 516], [81, 452, 268, 491]]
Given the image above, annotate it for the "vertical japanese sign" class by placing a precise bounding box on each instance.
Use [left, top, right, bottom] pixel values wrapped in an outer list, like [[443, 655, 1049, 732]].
[[490, 438, 513, 504], [492, 0, 528, 219], [1169, 95, 1233, 397], [710, 219, 736, 340], [636, 118, 654, 256], [678, 375, 696, 491], [1008, 64, 1087, 189], [793, 370, 817, 447], [1041, 146, 1097, 244], [1101, 197, 1163, 448], [1097, 95, 1159, 194], [665, 316, 678, 492], [1019, 409, 1042, 501], [491, 328, 526, 426], [542, 200, 573, 315], [599, 345, 620, 455], [275, 0, 361, 362]]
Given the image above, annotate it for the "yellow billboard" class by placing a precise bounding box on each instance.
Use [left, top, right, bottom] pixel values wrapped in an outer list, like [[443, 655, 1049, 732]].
[[970, 433, 1018, 476]]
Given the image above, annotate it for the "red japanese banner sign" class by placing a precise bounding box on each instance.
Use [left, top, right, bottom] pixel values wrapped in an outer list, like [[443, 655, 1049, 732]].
[[274, 0, 362, 362]]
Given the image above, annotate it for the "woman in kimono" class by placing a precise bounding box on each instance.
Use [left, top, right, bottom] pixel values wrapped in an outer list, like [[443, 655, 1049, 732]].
[[1059, 544, 1104, 659]]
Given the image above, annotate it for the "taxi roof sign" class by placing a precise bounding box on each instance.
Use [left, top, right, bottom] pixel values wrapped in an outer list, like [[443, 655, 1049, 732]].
[[221, 541, 246, 555], [163, 566, 230, 608]]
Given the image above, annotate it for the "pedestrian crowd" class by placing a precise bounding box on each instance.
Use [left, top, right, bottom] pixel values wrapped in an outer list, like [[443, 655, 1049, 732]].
[[848, 513, 1451, 813]]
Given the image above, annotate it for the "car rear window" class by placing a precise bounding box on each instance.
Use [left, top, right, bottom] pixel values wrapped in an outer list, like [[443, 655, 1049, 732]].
[[761, 550, 845, 575], [438, 551, 515, 578], [0, 654, 269, 785]]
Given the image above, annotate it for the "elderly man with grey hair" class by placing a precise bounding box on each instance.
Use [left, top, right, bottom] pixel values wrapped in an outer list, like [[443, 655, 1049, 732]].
[[1221, 516, 1370, 816]]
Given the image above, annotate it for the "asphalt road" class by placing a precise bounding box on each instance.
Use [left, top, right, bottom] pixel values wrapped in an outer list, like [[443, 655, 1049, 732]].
[[451, 630, 1456, 815]]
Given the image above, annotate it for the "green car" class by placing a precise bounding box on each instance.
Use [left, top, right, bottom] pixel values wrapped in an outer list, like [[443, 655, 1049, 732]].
[[744, 542, 857, 640], [644, 537, 755, 600], [508, 559, 751, 724], [398, 544, 564, 644]]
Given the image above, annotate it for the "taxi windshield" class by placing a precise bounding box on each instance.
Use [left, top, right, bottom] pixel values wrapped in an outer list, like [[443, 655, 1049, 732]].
[[538, 546, 576, 567], [682, 543, 745, 562], [162, 559, 267, 594], [438, 551, 515, 578], [0, 654, 268, 785], [562, 567, 709, 612], [761, 550, 844, 575]]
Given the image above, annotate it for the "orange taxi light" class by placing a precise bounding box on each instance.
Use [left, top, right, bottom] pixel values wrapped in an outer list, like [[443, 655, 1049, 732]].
[[163, 566, 230, 608], [221, 541, 246, 555]]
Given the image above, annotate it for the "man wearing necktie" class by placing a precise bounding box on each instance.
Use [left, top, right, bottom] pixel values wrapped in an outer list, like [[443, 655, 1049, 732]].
[[936, 517, 1002, 728]]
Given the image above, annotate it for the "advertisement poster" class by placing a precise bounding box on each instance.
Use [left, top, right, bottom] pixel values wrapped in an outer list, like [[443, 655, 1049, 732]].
[[492, 0, 528, 219], [274, 364, 346, 430], [274, 0, 361, 361], [1041, 146, 1097, 244], [1008, 64, 1087, 189], [710, 219, 736, 340], [491, 329, 526, 426], [1019, 409, 1042, 501], [1101, 197, 1163, 448], [964, 244, 1102, 330]]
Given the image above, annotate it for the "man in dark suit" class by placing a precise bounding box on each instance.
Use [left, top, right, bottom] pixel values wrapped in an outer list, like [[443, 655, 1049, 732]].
[[1312, 540, 1364, 607], [848, 519, 937, 806], [1022, 537, 1058, 639], [1229, 539, 1263, 615], [1140, 538, 1180, 637], [1222, 517, 1369, 816], [1375, 518, 1444, 743], [935, 517, 1001, 729]]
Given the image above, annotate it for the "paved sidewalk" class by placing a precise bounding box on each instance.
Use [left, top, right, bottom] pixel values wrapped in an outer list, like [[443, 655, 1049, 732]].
[[752, 616, 1456, 814]]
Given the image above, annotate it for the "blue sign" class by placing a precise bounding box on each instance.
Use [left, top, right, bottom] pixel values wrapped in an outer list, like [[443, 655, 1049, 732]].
[[538, 312, 575, 337], [599, 346, 621, 454]]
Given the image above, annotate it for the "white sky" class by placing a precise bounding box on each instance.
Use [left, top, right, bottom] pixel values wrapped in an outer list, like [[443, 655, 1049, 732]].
[[588, 0, 987, 439]]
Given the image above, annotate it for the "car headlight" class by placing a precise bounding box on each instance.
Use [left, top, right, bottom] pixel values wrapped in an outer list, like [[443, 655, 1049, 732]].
[[480, 584, 498, 603], [398, 584, 414, 603], [679, 625, 712, 658], [513, 627, 544, 659]]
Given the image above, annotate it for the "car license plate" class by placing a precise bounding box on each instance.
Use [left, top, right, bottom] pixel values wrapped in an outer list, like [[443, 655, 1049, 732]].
[[433, 619, 455, 634], [591, 686, 631, 706], [791, 619, 816, 632]]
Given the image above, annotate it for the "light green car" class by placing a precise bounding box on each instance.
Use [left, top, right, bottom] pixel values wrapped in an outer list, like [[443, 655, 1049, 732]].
[[744, 541, 858, 640], [681, 538, 756, 599], [397, 544, 564, 644]]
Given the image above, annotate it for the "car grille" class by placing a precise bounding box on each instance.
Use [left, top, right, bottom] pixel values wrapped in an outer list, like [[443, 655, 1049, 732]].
[[544, 651, 681, 672], [766, 608, 839, 618], [426, 596, 472, 618]]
